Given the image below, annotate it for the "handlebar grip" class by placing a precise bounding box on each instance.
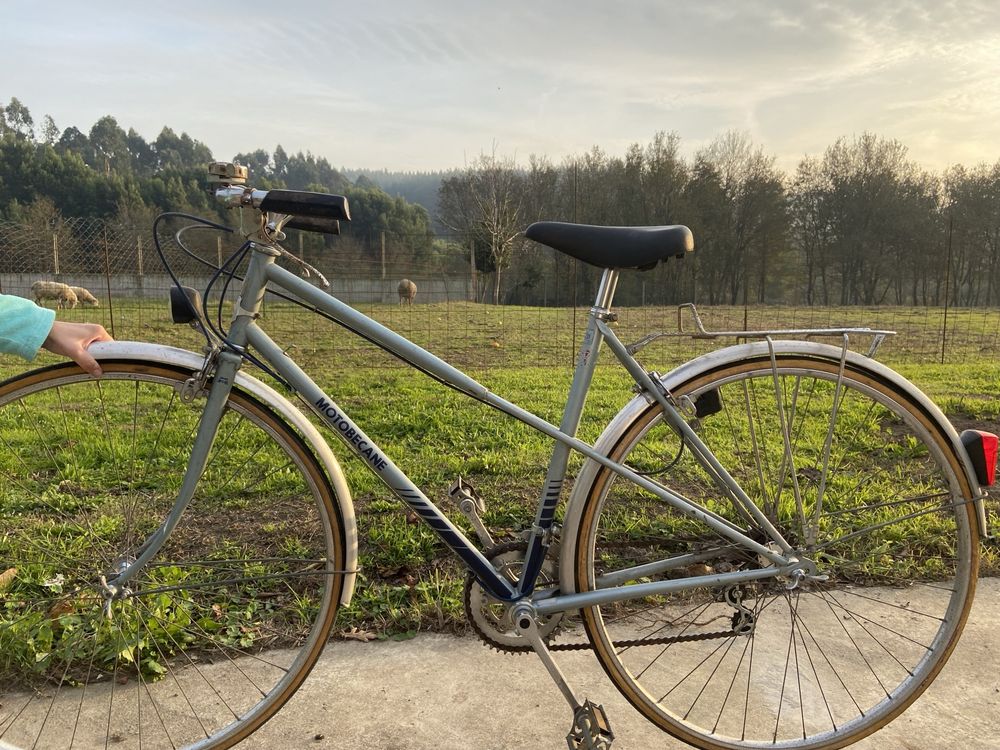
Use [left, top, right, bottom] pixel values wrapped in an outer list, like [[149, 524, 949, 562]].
[[285, 216, 341, 235], [259, 190, 351, 221]]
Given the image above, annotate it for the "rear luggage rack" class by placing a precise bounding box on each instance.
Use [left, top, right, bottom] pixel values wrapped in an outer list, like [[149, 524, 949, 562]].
[[627, 303, 896, 359]]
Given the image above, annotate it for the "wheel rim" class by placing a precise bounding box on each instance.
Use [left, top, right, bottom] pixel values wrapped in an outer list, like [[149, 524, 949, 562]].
[[576, 357, 978, 750], [0, 362, 343, 750]]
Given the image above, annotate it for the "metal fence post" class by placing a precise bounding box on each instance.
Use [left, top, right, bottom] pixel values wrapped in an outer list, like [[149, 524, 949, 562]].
[[941, 215, 953, 364], [102, 225, 117, 338]]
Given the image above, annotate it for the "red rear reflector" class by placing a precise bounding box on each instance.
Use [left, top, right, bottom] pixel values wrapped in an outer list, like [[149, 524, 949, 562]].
[[960, 430, 998, 486]]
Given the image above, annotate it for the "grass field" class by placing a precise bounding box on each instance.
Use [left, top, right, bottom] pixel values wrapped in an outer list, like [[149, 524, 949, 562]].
[[5, 297, 1000, 638]]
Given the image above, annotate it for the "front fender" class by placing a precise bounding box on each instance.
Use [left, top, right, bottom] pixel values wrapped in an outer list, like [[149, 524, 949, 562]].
[[88, 341, 358, 606]]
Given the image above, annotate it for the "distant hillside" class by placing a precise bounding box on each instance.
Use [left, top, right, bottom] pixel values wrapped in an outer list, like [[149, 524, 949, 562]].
[[342, 169, 454, 231]]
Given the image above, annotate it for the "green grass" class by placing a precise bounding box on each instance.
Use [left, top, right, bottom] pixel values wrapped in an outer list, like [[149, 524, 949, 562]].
[[4, 297, 1000, 641]]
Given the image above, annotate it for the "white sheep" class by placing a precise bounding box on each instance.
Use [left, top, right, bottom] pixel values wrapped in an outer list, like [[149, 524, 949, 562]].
[[31, 280, 78, 309], [68, 286, 100, 307], [397, 279, 417, 305]]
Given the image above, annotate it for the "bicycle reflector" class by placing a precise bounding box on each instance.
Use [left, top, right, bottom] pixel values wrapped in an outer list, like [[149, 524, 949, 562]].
[[960, 429, 999, 486]]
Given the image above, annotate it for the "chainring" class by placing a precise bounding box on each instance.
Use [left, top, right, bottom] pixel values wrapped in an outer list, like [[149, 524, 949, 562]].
[[464, 539, 563, 653]]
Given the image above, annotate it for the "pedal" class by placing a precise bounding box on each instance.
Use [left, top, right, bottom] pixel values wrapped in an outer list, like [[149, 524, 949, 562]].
[[567, 700, 614, 749], [448, 476, 494, 547]]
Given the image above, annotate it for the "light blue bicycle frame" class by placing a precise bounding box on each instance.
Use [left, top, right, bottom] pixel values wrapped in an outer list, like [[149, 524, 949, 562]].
[[110, 239, 803, 611]]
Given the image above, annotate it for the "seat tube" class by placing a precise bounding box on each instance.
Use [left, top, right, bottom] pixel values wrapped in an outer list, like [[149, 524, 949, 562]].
[[519, 268, 619, 595]]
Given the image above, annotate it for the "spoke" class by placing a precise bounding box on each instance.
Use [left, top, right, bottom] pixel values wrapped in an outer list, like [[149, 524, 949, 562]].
[[723, 383, 765, 512], [135, 628, 177, 750], [710, 630, 753, 734], [658, 631, 732, 703], [629, 599, 717, 678], [0, 401, 119, 566], [138, 606, 210, 745], [770, 372, 806, 542], [95, 380, 126, 506], [790, 595, 838, 734], [127, 598, 243, 728], [813, 499, 969, 554], [135, 385, 183, 489], [126, 378, 142, 551], [774, 592, 796, 742], [791, 595, 807, 740], [818, 592, 892, 698], [818, 589, 934, 653], [745, 378, 778, 517], [792, 601, 864, 716], [823, 490, 951, 519], [830, 586, 949, 622], [806, 357, 851, 548], [680, 635, 740, 721]]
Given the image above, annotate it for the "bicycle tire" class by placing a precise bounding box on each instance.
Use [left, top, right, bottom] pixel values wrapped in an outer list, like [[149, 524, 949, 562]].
[[572, 352, 979, 750], [0, 360, 347, 750]]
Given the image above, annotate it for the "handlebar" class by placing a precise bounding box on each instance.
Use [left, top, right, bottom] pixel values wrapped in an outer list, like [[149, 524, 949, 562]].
[[213, 178, 351, 236], [285, 215, 342, 236], [259, 189, 351, 221]]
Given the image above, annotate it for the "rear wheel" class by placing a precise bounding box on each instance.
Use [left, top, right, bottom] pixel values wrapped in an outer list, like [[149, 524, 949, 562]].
[[0, 361, 346, 750], [574, 354, 979, 749]]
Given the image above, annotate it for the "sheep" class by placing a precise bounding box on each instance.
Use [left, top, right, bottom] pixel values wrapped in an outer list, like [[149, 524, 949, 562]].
[[31, 280, 78, 309], [397, 279, 417, 305], [68, 286, 100, 307]]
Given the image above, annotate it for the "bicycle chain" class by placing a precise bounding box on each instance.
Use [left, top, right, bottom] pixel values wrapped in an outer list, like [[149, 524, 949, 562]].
[[548, 628, 737, 652]]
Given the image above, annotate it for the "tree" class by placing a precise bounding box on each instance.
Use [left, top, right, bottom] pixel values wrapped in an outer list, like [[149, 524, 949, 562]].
[[56, 126, 92, 161], [40, 115, 60, 146], [641, 131, 688, 224], [789, 157, 834, 305], [685, 132, 787, 304], [126, 128, 156, 174], [943, 162, 1000, 305], [90, 116, 130, 176], [154, 127, 212, 171], [438, 147, 525, 304], [2, 97, 34, 139]]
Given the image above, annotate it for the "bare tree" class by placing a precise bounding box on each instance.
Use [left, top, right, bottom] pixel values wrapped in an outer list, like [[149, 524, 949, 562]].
[[686, 132, 787, 305], [438, 146, 525, 304]]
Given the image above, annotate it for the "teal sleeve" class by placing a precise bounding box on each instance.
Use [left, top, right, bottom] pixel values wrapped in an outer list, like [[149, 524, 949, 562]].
[[0, 294, 56, 361]]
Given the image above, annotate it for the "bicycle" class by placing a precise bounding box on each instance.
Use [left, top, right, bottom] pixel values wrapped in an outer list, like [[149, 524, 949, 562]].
[[0, 161, 995, 750]]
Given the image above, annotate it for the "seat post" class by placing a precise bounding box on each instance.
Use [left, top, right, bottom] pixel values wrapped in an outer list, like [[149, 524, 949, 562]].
[[593, 267, 620, 313]]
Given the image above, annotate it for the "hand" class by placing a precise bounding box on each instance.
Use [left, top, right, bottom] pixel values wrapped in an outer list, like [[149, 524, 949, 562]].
[[42, 321, 114, 377]]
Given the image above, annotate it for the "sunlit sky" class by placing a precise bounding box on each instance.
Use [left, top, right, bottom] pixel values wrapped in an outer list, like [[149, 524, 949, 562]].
[[3, 1, 999, 173]]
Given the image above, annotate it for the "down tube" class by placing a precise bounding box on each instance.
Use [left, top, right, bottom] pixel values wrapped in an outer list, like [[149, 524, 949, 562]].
[[260, 266, 789, 568], [243, 324, 517, 601]]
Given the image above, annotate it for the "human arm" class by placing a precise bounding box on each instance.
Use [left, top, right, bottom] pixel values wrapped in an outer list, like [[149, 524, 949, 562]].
[[43, 320, 113, 377], [0, 294, 112, 377]]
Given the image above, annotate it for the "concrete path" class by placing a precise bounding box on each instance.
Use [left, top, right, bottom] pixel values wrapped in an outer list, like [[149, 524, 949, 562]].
[[240, 579, 1000, 750]]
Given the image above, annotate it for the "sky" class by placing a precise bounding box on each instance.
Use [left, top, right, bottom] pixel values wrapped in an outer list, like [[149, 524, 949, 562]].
[[3, 1, 999, 174]]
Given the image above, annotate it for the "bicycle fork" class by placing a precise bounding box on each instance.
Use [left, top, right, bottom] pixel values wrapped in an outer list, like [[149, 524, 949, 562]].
[[100, 347, 241, 600]]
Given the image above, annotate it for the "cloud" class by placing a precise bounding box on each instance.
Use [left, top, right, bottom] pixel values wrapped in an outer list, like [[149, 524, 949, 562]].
[[2, 0, 999, 171]]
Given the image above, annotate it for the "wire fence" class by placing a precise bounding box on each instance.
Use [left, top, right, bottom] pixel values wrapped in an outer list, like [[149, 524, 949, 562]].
[[2, 217, 1000, 373]]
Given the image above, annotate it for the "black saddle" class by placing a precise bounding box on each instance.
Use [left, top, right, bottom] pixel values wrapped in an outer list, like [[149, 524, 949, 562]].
[[525, 221, 694, 270]]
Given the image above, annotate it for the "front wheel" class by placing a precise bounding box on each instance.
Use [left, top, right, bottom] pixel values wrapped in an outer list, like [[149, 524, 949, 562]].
[[573, 353, 979, 750], [0, 360, 347, 750]]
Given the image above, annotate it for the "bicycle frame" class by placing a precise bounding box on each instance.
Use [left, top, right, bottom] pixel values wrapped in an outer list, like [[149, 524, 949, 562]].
[[112, 240, 804, 610]]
